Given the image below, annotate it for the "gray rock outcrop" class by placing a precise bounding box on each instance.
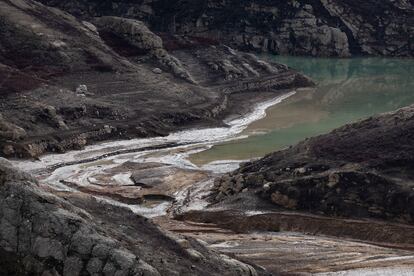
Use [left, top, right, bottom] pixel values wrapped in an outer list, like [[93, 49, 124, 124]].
[[38, 0, 414, 57], [212, 104, 414, 224], [0, 0, 133, 80], [94, 16, 196, 83], [0, 113, 27, 141], [156, 0, 414, 57], [0, 158, 259, 275]]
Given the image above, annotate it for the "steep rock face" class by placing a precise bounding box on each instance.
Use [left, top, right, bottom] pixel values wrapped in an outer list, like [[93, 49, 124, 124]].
[[39, 0, 414, 57], [152, 0, 413, 57], [35, 0, 157, 22], [212, 105, 414, 224], [0, 158, 259, 275], [153, 0, 352, 57], [94, 16, 196, 83], [319, 0, 414, 56]]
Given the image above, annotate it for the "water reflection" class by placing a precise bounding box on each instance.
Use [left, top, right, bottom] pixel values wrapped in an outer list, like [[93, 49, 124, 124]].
[[190, 56, 414, 164], [275, 57, 414, 83]]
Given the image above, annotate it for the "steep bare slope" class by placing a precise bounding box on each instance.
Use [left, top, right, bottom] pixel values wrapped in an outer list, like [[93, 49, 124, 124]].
[[212, 104, 414, 224]]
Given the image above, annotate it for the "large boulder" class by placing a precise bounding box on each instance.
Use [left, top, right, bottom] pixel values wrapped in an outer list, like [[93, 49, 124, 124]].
[[94, 16, 196, 83], [0, 114, 27, 141], [94, 16, 164, 52]]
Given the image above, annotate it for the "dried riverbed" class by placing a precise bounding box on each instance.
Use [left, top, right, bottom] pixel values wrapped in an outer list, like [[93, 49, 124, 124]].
[[12, 56, 414, 274], [12, 90, 414, 274]]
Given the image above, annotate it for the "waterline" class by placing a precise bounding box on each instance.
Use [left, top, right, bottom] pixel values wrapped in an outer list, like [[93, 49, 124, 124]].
[[13, 91, 296, 175]]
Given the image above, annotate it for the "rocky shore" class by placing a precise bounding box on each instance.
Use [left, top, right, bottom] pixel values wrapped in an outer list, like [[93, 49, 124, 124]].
[[1, 0, 414, 275], [0, 0, 313, 159], [2, 0, 412, 159], [212, 105, 414, 225]]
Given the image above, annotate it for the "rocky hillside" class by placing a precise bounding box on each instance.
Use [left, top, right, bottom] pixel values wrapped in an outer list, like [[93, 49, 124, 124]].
[[0, 0, 313, 159], [0, 158, 261, 275], [39, 0, 414, 57], [1, 0, 411, 158], [212, 104, 414, 224]]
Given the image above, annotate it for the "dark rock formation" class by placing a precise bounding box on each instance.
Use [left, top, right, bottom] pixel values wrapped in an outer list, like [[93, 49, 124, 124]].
[[212, 105, 414, 224], [0, 0, 313, 159], [93, 16, 196, 83], [0, 158, 260, 275], [39, 0, 414, 57], [0, 0, 132, 78]]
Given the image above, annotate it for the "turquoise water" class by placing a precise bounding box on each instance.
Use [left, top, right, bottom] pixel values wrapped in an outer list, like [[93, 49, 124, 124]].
[[190, 56, 414, 164]]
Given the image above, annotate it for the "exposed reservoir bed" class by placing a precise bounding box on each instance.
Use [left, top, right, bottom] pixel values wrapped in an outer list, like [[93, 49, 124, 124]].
[[12, 56, 414, 275], [190, 56, 414, 164]]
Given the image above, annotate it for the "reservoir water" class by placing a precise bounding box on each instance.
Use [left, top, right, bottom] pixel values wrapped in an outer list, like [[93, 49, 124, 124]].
[[13, 57, 414, 276], [12, 56, 414, 219], [190, 56, 414, 165]]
